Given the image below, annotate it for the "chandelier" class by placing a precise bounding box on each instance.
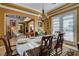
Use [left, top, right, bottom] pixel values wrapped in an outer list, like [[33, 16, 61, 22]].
[[42, 4, 48, 21], [38, 4, 49, 22]]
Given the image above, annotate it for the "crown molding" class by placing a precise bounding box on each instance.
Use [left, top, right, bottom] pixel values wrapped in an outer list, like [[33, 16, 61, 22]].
[[0, 3, 41, 15], [47, 3, 79, 17], [0, 4, 39, 17]]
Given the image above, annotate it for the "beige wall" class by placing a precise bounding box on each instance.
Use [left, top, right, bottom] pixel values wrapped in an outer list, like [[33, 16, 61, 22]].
[[0, 8, 5, 36], [34, 17, 38, 32]]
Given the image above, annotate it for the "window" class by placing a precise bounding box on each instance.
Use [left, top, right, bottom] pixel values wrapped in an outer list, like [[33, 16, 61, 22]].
[[52, 17, 60, 34], [51, 10, 76, 43], [63, 14, 74, 42]]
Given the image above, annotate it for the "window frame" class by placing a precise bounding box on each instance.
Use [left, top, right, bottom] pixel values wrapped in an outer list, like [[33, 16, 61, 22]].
[[51, 10, 77, 46]]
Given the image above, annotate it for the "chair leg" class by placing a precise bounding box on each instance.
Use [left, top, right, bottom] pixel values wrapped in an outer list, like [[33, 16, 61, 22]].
[[55, 49, 57, 56], [61, 46, 63, 54], [48, 51, 50, 56]]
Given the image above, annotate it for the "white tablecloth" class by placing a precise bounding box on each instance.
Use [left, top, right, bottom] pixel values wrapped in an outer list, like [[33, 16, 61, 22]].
[[16, 36, 42, 56]]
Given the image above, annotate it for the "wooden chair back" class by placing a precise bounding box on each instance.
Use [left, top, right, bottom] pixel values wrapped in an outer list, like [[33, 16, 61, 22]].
[[0, 35, 12, 56], [40, 35, 53, 56], [54, 32, 64, 55], [30, 32, 35, 37]]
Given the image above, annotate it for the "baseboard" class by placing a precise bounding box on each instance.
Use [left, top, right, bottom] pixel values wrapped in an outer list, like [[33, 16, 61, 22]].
[[63, 44, 77, 51]]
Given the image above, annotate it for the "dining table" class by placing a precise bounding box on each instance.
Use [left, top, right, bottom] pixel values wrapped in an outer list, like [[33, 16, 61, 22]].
[[16, 33, 57, 56], [16, 36, 42, 56]]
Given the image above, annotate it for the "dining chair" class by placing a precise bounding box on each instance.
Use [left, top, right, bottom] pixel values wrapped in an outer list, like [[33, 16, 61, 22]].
[[0, 35, 19, 56], [39, 35, 53, 56], [35, 32, 38, 36], [0, 35, 12, 56], [50, 32, 64, 56], [6, 31, 17, 52], [30, 32, 35, 37], [7, 31, 20, 56]]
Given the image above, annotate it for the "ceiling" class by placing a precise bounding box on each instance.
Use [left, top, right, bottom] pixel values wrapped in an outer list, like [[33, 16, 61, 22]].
[[15, 3, 66, 13]]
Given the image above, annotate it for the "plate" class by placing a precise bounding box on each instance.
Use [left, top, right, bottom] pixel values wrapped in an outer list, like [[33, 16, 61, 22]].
[[17, 39, 28, 44]]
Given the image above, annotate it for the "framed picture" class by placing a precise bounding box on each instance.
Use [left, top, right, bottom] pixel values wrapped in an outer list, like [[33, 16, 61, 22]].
[[10, 20, 16, 27], [38, 16, 42, 27]]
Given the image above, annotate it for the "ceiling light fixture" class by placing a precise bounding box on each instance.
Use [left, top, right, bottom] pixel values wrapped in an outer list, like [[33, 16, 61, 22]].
[[41, 4, 49, 22], [38, 3, 49, 22]]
